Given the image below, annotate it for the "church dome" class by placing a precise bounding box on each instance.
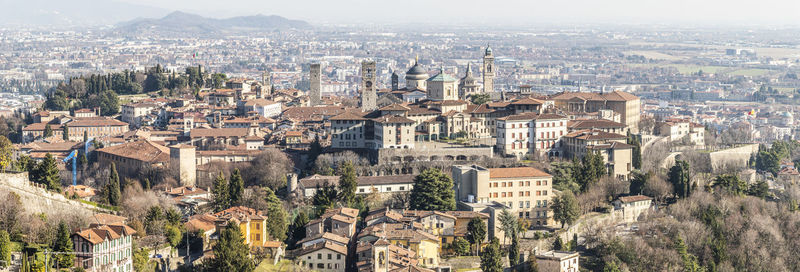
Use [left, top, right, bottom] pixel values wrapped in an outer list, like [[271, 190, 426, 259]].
[[405, 62, 429, 80]]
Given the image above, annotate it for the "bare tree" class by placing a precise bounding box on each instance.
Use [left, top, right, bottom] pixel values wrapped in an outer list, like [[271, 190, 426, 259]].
[[642, 174, 671, 205], [243, 148, 294, 190]]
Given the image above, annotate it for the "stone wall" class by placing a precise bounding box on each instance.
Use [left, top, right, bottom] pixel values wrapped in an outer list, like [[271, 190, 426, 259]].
[[0, 171, 99, 216], [708, 144, 758, 172]]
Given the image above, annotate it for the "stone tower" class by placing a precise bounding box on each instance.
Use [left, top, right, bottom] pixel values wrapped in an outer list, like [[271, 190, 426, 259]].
[[459, 62, 479, 99], [483, 44, 495, 92], [169, 144, 196, 187], [309, 63, 321, 106], [391, 71, 399, 91], [259, 70, 271, 98], [360, 60, 377, 111]]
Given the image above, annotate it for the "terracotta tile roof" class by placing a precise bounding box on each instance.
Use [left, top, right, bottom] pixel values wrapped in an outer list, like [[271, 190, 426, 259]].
[[96, 140, 170, 163], [603, 90, 639, 101], [373, 115, 415, 124], [564, 129, 627, 140], [444, 211, 489, 219], [617, 195, 653, 203], [330, 111, 368, 121], [297, 232, 350, 245], [186, 214, 218, 232], [66, 117, 128, 127], [568, 119, 626, 130], [489, 167, 552, 179], [73, 223, 136, 245], [214, 206, 266, 222], [297, 241, 348, 256], [190, 128, 249, 138], [511, 97, 545, 105], [380, 104, 411, 111], [166, 186, 208, 197], [65, 185, 97, 198]]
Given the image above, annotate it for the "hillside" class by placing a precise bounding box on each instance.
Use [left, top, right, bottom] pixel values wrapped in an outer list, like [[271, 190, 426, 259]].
[[115, 11, 311, 34]]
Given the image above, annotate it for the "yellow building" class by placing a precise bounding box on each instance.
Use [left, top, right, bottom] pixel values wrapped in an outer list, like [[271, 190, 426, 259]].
[[358, 223, 441, 268], [213, 206, 276, 248]]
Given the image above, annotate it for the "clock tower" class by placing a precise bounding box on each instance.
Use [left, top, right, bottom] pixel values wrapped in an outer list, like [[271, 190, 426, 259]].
[[482, 44, 495, 92], [361, 60, 377, 111]]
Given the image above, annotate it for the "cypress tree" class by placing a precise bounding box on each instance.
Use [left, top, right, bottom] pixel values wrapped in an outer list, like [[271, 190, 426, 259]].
[[228, 169, 244, 206], [337, 161, 357, 206], [105, 163, 121, 205], [480, 238, 503, 272], [212, 172, 230, 212], [0, 230, 9, 268], [44, 124, 53, 138], [62, 124, 69, 141], [37, 153, 61, 192], [53, 221, 74, 268], [208, 222, 255, 272]]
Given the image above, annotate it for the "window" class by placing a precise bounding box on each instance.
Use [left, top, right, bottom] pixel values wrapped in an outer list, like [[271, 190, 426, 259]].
[[317, 263, 324, 269], [337, 254, 342, 260], [328, 253, 332, 260], [318, 253, 322, 259], [399, 186, 405, 190]]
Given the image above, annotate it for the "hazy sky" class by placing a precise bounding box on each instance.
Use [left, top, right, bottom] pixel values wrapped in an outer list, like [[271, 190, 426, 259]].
[[120, 0, 800, 26]]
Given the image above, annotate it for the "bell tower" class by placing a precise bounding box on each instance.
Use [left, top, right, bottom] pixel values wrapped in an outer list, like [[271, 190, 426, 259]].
[[361, 60, 377, 111], [483, 44, 495, 92], [309, 63, 321, 106]]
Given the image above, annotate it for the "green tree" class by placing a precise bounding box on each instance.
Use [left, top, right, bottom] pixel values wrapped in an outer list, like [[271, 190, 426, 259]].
[[577, 151, 606, 191], [550, 161, 580, 193], [480, 238, 503, 272], [43, 124, 53, 138], [105, 163, 121, 205], [62, 124, 69, 141], [289, 211, 309, 249], [628, 134, 642, 169], [526, 252, 539, 272], [337, 161, 358, 206], [44, 89, 70, 111], [470, 93, 491, 105], [53, 221, 74, 268], [466, 217, 486, 255], [569, 233, 578, 251], [509, 232, 520, 267], [35, 153, 61, 192], [675, 236, 706, 272], [552, 191, 580, 228], [229, 169, 244, 206], [0, 230, 10, 268], [207, 222, 255, 272], [755, 147, 781, 175], [13, 154, 34, 173], [165, 224, 182, 248], [212, 172, 230, 212], [629, 171, 650, 195], [266, 201, 288, 241], [603, 261, 622, 272], [713, 174, 747, 196], [552, 236, 564, 250], [0, 136, 11, 172], [669, 160, 692, 198], [409, 168, 456, 211], [133, 248, 151, 272], [498, 209, 517, 244], [748, 180, 769, 199], [451, 237, 470, 256], [312, 182, 337, 215]]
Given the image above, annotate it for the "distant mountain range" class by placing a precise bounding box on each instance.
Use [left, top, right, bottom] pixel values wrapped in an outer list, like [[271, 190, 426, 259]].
[[0, 0, 168, 26], [115, 11, 312, 34]]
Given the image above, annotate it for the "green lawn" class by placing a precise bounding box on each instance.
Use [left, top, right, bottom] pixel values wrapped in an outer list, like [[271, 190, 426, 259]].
[[255, 259, 294, 272], [728, 68, 771, 77]]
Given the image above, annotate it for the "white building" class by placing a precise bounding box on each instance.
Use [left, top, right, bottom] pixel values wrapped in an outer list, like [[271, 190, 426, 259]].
[[535, 250, 579, 272], [496, 113, 569, 159], [72, 224, 137, 272]]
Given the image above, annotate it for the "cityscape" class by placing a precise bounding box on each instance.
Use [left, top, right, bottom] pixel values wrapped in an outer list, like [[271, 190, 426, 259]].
[[0, 1, 800, 272]]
